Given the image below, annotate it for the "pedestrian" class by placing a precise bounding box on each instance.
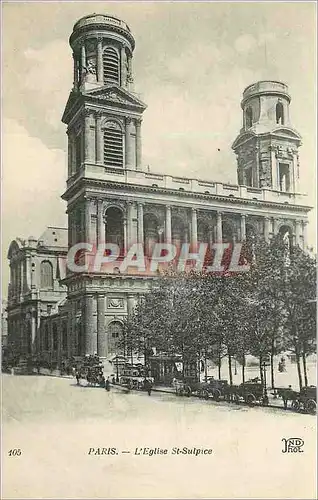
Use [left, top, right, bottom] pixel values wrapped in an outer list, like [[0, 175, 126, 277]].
[[105, 377, 111, 392], [144, 378, 152, 396], [75, 369, 80, 385]]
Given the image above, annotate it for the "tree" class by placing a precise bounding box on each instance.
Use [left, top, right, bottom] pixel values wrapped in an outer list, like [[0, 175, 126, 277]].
[[281, 245, 316, 389]]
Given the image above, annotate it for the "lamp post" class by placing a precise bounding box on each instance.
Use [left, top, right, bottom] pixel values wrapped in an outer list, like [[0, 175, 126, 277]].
[[115, 356, 119, 383]]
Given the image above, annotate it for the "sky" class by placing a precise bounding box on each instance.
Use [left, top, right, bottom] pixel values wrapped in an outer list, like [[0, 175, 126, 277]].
[[2, 1, 317, 298]]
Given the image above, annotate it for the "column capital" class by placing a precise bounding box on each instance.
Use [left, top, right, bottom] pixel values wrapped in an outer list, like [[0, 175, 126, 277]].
[[135, 118, 142, 126], [241, 213, 247, 219], [95, 109, 104, 118], [97, 36, 103, 43], [125, 116, 133, 125]]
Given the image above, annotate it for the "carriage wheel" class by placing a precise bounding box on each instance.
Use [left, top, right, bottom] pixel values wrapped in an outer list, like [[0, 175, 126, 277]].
[[245, 393, 256, 405], [213, 389, 221, 402], [291, 400, 300, 411], [305, 399, 317, 414]]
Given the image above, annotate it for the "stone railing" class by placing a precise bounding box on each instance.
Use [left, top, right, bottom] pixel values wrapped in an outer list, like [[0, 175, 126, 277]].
[[68, 163, 307, 206]]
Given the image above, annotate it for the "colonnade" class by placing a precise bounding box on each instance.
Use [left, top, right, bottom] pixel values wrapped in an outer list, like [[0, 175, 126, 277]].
[[75, 199, 308, 251]]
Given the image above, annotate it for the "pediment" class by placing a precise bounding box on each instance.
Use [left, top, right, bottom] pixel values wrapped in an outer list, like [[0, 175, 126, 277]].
[[232, 131, 256, 150], [84, 85, 147, 110], [271, 126, 302, 141]]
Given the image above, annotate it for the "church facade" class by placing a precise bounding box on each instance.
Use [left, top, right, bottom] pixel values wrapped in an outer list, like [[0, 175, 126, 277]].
[[7, 14, 311, 364]]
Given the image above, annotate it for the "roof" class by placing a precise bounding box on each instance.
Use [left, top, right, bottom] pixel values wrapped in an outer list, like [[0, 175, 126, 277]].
[[38, 227, 68, 249]]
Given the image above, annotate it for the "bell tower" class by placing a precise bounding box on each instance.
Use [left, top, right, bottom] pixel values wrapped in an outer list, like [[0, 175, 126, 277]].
[[61, 14, 148, 359], [62, 13, 147, 175], [232, 81, 302, 193]]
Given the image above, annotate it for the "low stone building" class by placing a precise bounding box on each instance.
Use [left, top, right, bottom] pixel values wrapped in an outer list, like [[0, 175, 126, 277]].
[[6, 227, 68, 358]]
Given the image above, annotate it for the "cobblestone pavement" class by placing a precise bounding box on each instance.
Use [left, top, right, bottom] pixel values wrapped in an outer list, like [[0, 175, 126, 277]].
[[2, 374, 316, 500]]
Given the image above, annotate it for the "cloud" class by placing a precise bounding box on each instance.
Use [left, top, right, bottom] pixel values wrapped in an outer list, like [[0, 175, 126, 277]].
[[234, 34, 257, 54], [2, 118, 67, 296], [24, 40, 72, 130]]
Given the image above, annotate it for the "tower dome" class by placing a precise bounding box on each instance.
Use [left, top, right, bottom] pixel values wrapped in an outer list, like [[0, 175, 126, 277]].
[[70, 13, 135, 92], [240, 80, 292, 133]]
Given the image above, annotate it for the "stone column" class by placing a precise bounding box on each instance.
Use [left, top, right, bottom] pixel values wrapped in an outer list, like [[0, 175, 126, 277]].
[[84, 111, 94, 162], [127, 295, 135, 316], [255, 144, 260, 188], [125, 118, 133, 169], [81, 44, 86, 81], [97, 200, 105, 245], [295, 220, 302, 247], [240, 214, 246, 241], [294, 152, 300, 193], [73, 53, 77, 88], [97, 295, 106, 357], [264, 217, 270, 242], [31, 312, 36, 355], [165, 205, 172, 244], [270, 145, 278, 190], [96, 113, 103, 164], [84, 198, 91, 244], [191, 208, 198, 250], [123, 217, 128, 254], [97, 38, 103, 83], [121, 46, 126, 87], [272, 218, 279, 236], [302, 220, 308, 249], [216, 211, 223, 243], [135, 119, 142, 170], [127, 202, 133, 247], [137, 203, 144, 247], [67, 304, 73, 358], [84, 294, 95, 355]]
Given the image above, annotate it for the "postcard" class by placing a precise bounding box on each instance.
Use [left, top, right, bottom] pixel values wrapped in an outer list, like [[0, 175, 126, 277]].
[[2, 2, 317, 499]]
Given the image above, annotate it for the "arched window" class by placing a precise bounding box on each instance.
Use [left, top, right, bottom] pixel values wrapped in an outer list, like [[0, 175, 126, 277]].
[[40, 261, 53, 289], [105, 207, 124, 254], [276, 101, 284, 125], [108, 321, 123, 355], [103, 47, 119, 84], [103, 121, 124, 168], [246, 107, 253, 128]]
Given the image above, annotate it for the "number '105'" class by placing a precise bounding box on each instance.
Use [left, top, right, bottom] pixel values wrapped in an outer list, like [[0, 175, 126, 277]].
[[8, 449, 22, 456]]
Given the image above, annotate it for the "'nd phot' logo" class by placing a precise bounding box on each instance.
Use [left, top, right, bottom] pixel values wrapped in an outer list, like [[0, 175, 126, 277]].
[[282, 438, 304, 453]]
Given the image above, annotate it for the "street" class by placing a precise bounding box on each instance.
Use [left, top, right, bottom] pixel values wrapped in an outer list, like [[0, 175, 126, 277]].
[[2, 374, 316, 499]]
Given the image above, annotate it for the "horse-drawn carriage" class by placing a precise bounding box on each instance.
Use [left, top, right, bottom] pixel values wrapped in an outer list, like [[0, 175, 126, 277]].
[[198, 378, 229, 401], [175, 377, 229, 401], [119, 364, 154, 391], [75, 355, 105, 387], [275, 385, 316, 414], [227, 378, 269, 406]]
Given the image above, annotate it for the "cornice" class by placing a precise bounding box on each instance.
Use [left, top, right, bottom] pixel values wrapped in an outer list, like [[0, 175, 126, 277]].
[[62, 177, 311, 214]]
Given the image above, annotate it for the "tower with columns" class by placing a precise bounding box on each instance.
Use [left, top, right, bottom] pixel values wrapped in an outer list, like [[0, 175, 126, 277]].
[[59, 14, 311, 363], [232, 81, 302, 193]]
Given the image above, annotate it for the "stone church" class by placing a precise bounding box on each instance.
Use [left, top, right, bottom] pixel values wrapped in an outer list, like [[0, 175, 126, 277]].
[[7, 14, 311, 366]]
